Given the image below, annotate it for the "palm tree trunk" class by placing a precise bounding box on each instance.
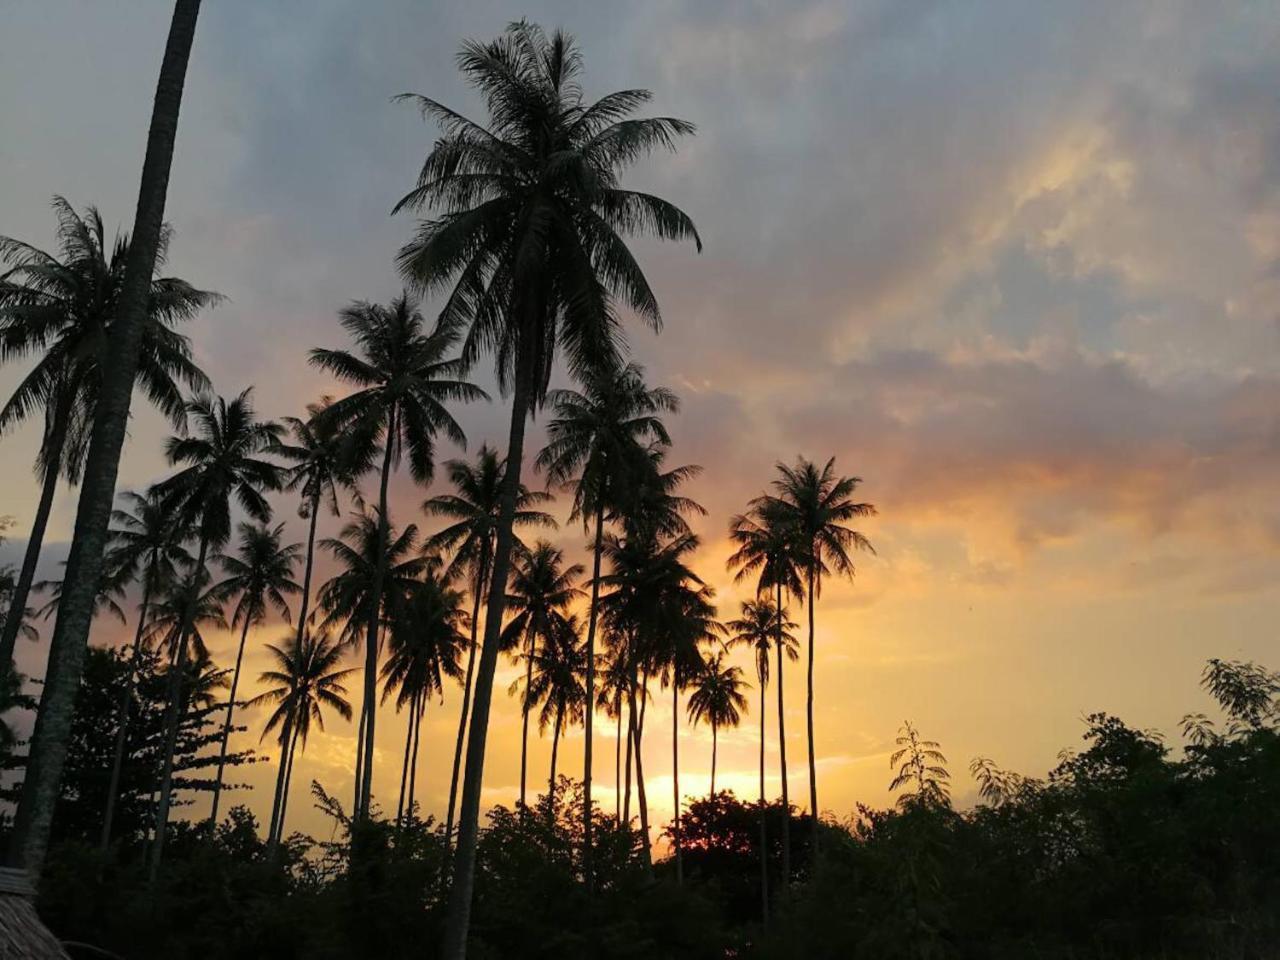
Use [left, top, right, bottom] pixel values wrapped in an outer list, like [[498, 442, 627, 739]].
[[630, 679, 653, 870], [442, 343, 536, 960], [623, 688, 633, 825], [758, 662, 769, 926], [357, 415, 397, 821], [148, 533, 209, 882], [353, 692, 367, 816], [266, 710, 295, 851], [582, 501, 605, 891], [711, 721, 718, 797], [277, 720, 302, 841], [776, 584, 791, 889], [296, 493, 321, 635], [614, 695, 622, 825], [8, 0, 202, 877], [548, 703, 563, 814], [518, 635, 533, 812], [209, 613, 253, 824], [99, 577, 154, 851], [672, 678, 682, 885], [0, 419, 65, 674], [445, 547, 487, 844], [805, 564, 819, 861], [407, 693, 424, 821], [396, 691, 416, 828]]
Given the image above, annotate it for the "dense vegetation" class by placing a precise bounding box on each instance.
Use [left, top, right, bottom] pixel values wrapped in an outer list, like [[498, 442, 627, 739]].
[[6, 652, 1279, 958], [1, 10, 1277, 960]]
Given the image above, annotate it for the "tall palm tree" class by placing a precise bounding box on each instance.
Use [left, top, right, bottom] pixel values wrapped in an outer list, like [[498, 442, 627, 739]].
[[208, 522, 301, 824], [315, 512, 428, 816], [310, 293, 483, 820], [726, 598, 797, 923], [660, 574, 721, 885], [395, 22, 700, 949], [728, 500, 804, 885], [10, 0, 206, 874], [275, 398, 368, 642], [147, 389, 283, 877], [423, 446, 554, 842], [249, 629, 354, 845], [381, 562, 468, 827], [762, 458, 874, 852], [596, 647, 631, 824], [687, 652, 749, 796], [0, 197, 214, 679], [599, 524, 713, 875], [515, 614, 587, 809], [499, 542, 584, 810], [98, 489, 192, 849], [536, 361, 678, 877]]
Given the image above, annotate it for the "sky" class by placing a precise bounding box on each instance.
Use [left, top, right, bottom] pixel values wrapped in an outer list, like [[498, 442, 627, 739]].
[[2, 0, 1279, 841]]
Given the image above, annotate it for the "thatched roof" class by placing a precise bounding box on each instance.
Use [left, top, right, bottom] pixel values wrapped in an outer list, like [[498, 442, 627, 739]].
[[0, 868, 70, 960]]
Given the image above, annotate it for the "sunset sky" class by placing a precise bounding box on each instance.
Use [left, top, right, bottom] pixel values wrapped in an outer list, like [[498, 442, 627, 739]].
[[3, 1, 1279, 841]]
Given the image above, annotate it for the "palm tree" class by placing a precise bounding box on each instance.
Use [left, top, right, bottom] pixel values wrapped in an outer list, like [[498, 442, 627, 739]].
[[499, 542, 584, 810], [763, 458, 875, 851], [726, 598, 797, 922], [140, 563, 229, 670], [687, 652, 749, 796], [98, 489, 192, 849], [599, 524, 714, 875], [596, 647, 632, 824], [536, 361, 678, 877], [275, 397, 368, 644], [0, 197, 214, 679], [423, 446, 554, 842], [515, 614, 588, 809], [208, 522, 301, 824], [10, 0, 206, 874], [381, 562, 468, 827], [395, 22, 700, 949], [659, 574, 721, 885], [147, 389, 283, 877], [728, 500, 804, 884], [310, 293, 483, 820], [249, 629, 354, 845], [315, 512, 428, 815]]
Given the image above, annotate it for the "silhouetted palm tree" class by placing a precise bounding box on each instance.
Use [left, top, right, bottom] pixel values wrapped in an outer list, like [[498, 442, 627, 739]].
[[208, 522, 300, 824], [423, 445, 553, 842], [0, 197, 214, 678], [394, 21, 700, 947], [316, 512, 428, 814], [11, 0, 206, 874], [596, 647, 632, 824], [687, 652, 749, 796], [381, 561, 468, 827], [537, 361, 678, 872], [516, 614, 588, 809], [275, 396, 369, 656], [500, 542, 585, 810], [310, 293, 483, 820], [147, 389, 283, 876], [600, 523, 714, 875], [763, 457, 874, 848], [727, 598, 798, 922], [249, 629, 353, 845], [728, 499, 804, 883], [97, 489, 192, 849]]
